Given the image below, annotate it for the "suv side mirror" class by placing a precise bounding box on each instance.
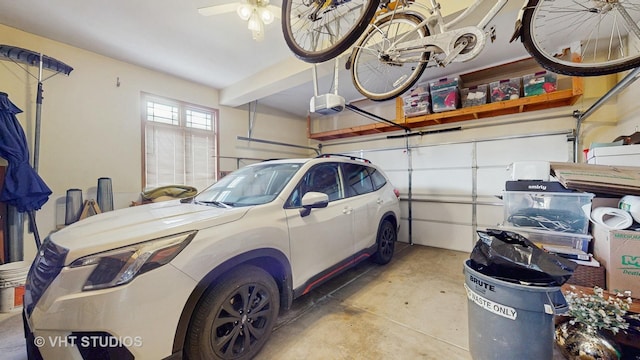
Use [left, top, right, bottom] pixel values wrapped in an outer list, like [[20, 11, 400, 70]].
[[299, 192, 329, 217]]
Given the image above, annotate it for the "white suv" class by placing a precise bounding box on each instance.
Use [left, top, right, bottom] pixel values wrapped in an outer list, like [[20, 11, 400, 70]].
[[23, 155, 401, 360]]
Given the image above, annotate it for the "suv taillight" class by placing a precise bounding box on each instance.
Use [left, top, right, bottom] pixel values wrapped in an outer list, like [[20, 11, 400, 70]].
[[393, 189, 400, 198]]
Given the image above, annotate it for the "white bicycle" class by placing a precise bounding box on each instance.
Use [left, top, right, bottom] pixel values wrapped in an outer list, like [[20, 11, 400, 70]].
[[282, 0, 640, 101]]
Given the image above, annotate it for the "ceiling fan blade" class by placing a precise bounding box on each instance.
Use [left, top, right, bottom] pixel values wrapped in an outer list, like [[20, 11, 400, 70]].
[[198, 3, 240, 16]]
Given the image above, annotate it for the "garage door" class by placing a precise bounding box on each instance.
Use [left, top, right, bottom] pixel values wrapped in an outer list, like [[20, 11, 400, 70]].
[[341, 131, 573, 252]]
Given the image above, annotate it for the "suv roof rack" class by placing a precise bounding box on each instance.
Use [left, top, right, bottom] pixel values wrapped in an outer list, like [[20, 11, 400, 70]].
[[315, 154, 371, 163]]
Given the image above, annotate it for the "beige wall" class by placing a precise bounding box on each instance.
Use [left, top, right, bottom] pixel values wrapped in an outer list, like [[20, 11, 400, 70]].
[[0, 24, 309, 260], [588, 70, 640, 143]]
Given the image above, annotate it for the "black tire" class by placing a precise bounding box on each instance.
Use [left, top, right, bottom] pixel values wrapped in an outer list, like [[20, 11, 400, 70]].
[[372, 219, 396, 265], [351, 13, 428, 101], [281, 0, 380, 63], [522, 0, 640, 76], [185, 265, 279, 360]]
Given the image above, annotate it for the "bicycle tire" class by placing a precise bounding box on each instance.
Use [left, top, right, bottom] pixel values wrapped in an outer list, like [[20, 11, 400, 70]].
[[351, 13, 428, 101], [522, 0, 640, 76], [282, 0, 380, 63]]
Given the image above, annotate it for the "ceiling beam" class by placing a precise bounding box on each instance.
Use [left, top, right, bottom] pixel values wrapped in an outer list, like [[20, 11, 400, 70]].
[[219, 56, 337, 107]]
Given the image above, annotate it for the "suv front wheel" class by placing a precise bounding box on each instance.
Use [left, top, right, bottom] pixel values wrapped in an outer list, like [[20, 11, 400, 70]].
[[185, 265, 280, 360]]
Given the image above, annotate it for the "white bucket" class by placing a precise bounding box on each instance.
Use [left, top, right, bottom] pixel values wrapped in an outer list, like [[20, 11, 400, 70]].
[[0, 261, 30, 313]]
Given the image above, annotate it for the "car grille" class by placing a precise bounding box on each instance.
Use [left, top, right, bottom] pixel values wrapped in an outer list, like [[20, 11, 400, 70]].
[[24, 237, 68, 316]]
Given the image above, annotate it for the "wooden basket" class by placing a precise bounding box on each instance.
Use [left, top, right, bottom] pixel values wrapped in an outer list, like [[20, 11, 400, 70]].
[[566, 264, 606, 289]]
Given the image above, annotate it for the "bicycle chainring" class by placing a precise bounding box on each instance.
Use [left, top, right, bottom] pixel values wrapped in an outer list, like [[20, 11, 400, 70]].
[[450, 27, 486, 63]]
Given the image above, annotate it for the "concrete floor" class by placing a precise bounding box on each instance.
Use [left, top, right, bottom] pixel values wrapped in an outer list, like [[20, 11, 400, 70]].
[[0, 244, 565, 359]]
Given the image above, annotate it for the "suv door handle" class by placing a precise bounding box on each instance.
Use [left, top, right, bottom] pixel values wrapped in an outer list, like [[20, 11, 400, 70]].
[[343, 206, 353, 214], [377, 199, 383, 204]]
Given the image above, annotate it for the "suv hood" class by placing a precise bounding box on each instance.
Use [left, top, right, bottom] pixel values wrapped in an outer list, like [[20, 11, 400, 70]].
[[49, 200, 249, 264]]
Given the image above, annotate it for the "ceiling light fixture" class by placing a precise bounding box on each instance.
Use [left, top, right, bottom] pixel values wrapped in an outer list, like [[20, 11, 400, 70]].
[[236, 0, 275, 41]]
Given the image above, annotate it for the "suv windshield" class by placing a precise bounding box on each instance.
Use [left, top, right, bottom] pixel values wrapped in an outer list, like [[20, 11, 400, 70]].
[[196, 163, 302, 207]]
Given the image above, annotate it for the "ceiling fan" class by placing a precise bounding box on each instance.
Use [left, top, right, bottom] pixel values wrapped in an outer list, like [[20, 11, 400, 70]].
[[198, 0, 280, 41]]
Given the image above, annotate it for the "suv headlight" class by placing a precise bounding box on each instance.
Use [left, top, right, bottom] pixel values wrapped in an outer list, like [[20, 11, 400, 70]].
[[70, 231, 196, 291]]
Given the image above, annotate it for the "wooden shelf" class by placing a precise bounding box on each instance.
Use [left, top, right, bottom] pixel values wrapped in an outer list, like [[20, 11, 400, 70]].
[[402, 85, 582, 128], [308, 60, 584, 142]]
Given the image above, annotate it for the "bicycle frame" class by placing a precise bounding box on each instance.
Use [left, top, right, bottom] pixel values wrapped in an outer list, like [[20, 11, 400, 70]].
[[373, 0, 522, 67]]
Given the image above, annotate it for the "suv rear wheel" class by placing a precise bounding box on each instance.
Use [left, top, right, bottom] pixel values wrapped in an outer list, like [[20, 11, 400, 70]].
[[185, 265, 279, 360], [372, 219, 396, 265]]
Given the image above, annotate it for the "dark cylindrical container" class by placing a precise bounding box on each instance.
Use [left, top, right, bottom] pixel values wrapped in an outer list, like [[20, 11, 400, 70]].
[[64, 189, 83, 225], [96, 177, 113, 212]]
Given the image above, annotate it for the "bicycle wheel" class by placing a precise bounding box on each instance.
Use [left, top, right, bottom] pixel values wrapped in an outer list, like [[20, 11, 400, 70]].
[[282, 0, 380, 63], [522, 0, 640, 76], [351, 13, 428, 101]]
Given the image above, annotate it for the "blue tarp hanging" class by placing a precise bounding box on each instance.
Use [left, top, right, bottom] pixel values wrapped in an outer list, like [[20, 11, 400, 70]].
[[0, 92, 52, 212]]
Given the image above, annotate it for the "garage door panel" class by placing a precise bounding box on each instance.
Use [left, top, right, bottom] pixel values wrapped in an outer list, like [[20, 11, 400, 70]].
[[412, 168, 472, 196], [398, 218, 410, 243], [358, 149, 408, 171], [411, 201, 472, 223], [410, 222, 474, 252], [412, 143, 474, 168], [385, 169, 409, 193], [476, 203, 504, 229], [476, 167, 511, 197], [476, 134, 571, 166]]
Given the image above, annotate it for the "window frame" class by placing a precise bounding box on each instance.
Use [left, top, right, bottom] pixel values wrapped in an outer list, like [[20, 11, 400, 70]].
[[141, 92, 219, 190]]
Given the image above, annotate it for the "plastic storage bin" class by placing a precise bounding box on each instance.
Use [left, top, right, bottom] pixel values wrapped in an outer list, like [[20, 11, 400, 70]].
[[402, 91, 431, 117], [490, 77, 521, 102], [523, 71, 557, 97], [502, 191, 594, 234], [429, 77, 460, 112], [500, 226, 592, 253], [461, 84, 488, 108]]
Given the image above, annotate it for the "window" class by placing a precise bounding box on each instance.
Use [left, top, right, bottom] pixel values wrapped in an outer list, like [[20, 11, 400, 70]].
[[342, 163, 374, 196], [369, 167, 387, 190], [143, 94, 218, 192], [286, 163, 343, 207], [196, 163, 301, 207]]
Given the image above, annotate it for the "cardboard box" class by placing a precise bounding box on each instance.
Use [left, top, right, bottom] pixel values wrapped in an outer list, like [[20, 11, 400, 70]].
[[586, 144, 640, 166], [592, 222, 640, 298], [550, 162, 640, 196]]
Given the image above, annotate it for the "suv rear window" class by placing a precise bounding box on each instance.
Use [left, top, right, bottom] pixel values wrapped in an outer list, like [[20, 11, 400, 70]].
[[342, 163, 374, 196], [369, 167, 387, 191]]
